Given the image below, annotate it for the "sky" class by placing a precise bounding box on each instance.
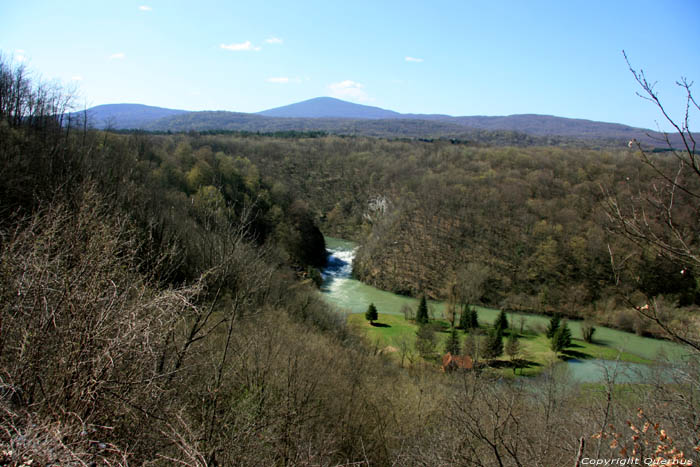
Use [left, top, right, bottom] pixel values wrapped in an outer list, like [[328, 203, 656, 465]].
[[2, 0, 699, 130]]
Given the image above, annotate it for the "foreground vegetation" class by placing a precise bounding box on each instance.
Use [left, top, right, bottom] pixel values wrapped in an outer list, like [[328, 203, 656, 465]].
[[1, 55, 698, 465]]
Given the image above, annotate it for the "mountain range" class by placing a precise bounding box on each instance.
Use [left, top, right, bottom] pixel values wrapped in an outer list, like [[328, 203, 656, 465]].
[[76, 97, 676, 146]]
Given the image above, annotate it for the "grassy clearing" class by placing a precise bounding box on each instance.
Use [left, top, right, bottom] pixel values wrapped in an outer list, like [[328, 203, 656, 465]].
[[347, 313, 652, 377]]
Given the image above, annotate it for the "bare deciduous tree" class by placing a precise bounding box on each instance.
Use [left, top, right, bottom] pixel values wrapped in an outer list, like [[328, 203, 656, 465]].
[[604, 52, 700, 351]]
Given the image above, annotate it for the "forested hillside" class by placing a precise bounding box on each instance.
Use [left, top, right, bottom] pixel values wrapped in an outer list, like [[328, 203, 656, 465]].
[[2, 56, 698, 466], [166, 133, 699, 338], [0, 58, 391, 464]]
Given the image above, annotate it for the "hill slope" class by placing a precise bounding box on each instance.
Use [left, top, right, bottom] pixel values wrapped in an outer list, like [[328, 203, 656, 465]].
[[80, 99, 681, 146]]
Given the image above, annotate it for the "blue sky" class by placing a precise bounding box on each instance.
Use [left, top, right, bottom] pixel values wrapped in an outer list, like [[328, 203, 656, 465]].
[[2, 0, 699, 130]]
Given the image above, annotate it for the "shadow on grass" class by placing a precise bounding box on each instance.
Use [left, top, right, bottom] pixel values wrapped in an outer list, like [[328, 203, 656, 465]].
[[561, 349, 592, 360], [433, 322, 453, 333], [487, 358, 541, 370], [370, 322, 391, 328]]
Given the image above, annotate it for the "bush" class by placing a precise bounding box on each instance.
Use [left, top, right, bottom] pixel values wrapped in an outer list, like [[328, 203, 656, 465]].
[[0, 189, 204, 458], [581, 322, 596, 343]]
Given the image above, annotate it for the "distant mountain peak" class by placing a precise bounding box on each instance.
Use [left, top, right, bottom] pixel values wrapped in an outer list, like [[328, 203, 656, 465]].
[[76, 99, 676, 147], [258, 97, 401, 119]]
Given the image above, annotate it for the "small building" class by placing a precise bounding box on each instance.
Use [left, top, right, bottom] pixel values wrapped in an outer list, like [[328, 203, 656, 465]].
[[442, 352, 473, 372]]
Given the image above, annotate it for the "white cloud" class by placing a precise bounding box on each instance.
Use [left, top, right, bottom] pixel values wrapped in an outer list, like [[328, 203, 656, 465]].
[[405, 56, 423, 62], [71, 75, 83, 81], [266, 77, 303, 84], [220, 41, 261, 52], [109, 52, 126, 60], [265, 37, 283, 44], [15, 49, 26, 62], [138, 5, 152, 11], [328, 80, 372, 102]]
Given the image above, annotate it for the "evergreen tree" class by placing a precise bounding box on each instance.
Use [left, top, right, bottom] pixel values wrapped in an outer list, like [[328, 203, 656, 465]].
[[494, 309, 509, 334], [483, 327, 503, 359], [469, 307, 479, 329], [458, 306, 469, 329], [551, 321, 572, 354], [416, 295, 429, 324], [459, 305, 479, 330], [365, 302, 378, 324], [545, 314, 561, 339], [445, 327, 461, 355]]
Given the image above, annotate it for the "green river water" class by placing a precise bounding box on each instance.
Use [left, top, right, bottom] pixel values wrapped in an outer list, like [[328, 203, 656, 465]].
[[321, 237, 690, 382]]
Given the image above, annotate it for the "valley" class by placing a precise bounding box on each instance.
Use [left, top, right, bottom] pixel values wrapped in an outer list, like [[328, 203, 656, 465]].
[[322, 237, 686, 380], [1, 51, 698, 465]]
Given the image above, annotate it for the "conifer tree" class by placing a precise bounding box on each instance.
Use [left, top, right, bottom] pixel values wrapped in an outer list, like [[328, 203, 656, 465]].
[[458, 306, 469, 329], [445, 326, 461, 355], [551, 321, 572, 354], [483, 327, 503, 359], [494, 309, 509, 334], [545, 313, 561, 339], [416, 295, 429, 324], [365, 302, 378, 324], [469, 307, 479, 329]]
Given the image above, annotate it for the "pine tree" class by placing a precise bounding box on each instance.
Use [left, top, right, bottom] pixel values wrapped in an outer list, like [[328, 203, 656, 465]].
[[545, 314, 561, 339], [551, 321, 572, 354], [445, 326, 461, 355], [494, 309, 509, 334], [483, 327, 503, 359], [469, 307, 479, 329], [458, 306, 469, 329], [459, 305, 479, 330], [365, 302, 378, 324], [416, 295, 429, 324]]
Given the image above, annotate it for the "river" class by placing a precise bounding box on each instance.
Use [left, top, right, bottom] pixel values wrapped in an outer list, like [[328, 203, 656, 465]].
[[321, 237, 689, 382]]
